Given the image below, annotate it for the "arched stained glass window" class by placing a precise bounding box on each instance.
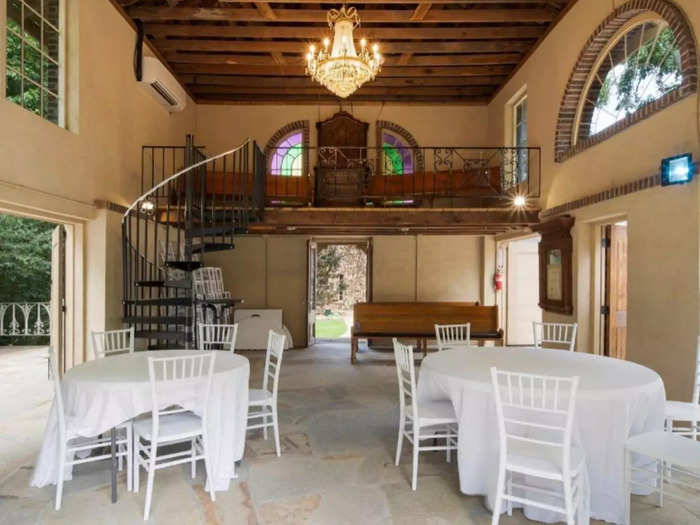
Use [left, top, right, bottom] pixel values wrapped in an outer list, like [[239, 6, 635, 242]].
[[270, 132, 304, 176], [382, 132, 413, 175]]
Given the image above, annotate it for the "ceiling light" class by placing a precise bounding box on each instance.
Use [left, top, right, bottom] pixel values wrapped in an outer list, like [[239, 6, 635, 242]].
[[513, 195, 526, 208]]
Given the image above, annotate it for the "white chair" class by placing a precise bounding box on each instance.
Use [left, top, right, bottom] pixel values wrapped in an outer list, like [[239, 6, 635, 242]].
[[532, 322, 578, 352], [192, 267, 232, 324], [246, 330, 285, 457], [490, 367, 586, 525], [133, 352, 217, 520], [91, 327, 135, 359], [665, 337, 700, 439], [48, 347, 132, 510], [435, 323, 471, 351], [624, 431, 700, 524], [198, 323, 238, 352], [393, 338, 458, 491]]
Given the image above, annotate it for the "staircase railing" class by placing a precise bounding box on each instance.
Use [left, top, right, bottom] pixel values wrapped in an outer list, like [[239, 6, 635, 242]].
[[122, 136, 265, 348]]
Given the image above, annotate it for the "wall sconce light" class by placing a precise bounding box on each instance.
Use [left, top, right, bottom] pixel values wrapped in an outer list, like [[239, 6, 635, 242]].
[[513, 195, 526, 207], [140, 199, 155, 215], [661, 153, 694, 186]]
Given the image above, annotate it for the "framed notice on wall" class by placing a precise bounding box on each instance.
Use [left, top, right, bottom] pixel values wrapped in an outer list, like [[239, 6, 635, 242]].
[[532, 216, 574, 315]]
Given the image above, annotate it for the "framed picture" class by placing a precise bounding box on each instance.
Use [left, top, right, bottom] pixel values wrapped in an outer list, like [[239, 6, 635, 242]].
[[532, 216, 574, 314]]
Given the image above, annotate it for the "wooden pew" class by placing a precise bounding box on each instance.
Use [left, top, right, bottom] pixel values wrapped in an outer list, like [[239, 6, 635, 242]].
[[350, 302, 503, 364]]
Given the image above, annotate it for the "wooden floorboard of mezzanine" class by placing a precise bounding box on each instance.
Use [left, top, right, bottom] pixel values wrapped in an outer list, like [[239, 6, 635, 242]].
[[248, 207, 540, 235]]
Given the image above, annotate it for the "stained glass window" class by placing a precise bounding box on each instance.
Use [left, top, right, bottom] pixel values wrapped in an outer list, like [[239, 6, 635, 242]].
[[382, 132, 413, 175], [270, 132, 304, 176]]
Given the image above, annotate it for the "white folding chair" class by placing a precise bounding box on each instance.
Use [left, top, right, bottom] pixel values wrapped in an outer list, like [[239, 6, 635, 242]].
[[246, 330, 285, 457], [490, 367, 586, 525], [393, 338, 458, 490], [91, 327, 135, 359], [48, 347, 132, 510], [435, 323, 471, 351], [192, 267, 232, 324], [198, 323, 238, 352], [532, 322, 578, 352], [624, 431, 700, 525], [665, 337, 700, 439], [133, 352, 217, 520]]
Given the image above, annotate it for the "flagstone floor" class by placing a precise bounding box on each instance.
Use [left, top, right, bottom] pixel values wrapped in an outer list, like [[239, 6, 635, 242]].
[[1, 343, 699, 524]]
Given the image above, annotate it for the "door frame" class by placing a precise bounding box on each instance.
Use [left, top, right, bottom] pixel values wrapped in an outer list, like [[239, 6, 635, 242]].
[[598, 220, 628, 358]]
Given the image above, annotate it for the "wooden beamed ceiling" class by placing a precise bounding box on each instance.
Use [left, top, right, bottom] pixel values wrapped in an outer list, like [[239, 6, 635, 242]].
[[117, 0, 575, 104]]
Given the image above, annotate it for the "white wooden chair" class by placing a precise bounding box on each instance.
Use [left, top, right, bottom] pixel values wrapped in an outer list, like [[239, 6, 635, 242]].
[[91, 327, 135, 359], [490, 367, 586, 525], [133, 352, 217, 520], [198, 323, 238, 352], [192, 267, 232, 324], [246, 330, 285, 457], [393, 338, 458, 491], [624, 431, 700, 524], [532, 322, 578, 352], [665, 337, 700, 439], [435, 323, 471, 351], [49, 347, 132, 510]]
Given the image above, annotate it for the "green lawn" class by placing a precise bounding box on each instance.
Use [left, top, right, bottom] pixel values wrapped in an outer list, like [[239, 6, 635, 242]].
[[315, 318, 348, 338]]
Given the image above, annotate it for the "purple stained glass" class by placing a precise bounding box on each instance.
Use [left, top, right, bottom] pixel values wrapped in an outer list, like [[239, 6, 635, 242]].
[[383, 132, 413, 173], [270, 132, 303, 176]]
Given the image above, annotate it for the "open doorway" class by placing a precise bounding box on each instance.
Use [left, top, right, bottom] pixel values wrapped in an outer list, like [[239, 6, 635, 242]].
[[308, 239, 371, 343], [505, 236, 542, 345], [601, 221, 628, 359]]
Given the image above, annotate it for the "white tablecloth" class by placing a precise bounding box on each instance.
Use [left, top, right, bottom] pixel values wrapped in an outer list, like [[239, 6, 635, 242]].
[[31, 350, 249, 492], [417, 347, 666, 525]]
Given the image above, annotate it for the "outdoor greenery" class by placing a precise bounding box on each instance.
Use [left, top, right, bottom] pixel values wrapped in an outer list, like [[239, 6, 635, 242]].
[[315, 246, 348, 308], [315, 317, 348, 339]]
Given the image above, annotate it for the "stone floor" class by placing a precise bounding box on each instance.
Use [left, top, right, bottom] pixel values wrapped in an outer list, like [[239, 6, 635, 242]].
[[1, 343, 699, 524]]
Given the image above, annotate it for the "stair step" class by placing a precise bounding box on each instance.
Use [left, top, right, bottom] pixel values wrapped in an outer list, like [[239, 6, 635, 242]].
[[135, 330, 190, 342], [147, 344, 188, 350], [164, 260, 202, 272], [125, 297, 191, 306], [124, 316, 190, 325], [186, 225, 242, 238], [135, 279, 191, 289], [191, 242, 235, 254]]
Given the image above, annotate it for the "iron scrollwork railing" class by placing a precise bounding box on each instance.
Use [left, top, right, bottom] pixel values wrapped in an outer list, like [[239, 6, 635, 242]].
[[0, 302, 50, 336]]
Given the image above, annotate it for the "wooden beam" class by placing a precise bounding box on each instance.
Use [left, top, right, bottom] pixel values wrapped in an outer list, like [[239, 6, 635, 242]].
[[173, 63, 514, 77], [253, 1, 276, 20], [196, 94, 491, 104], [166, 52, 522, 67], [155, 39, 533, 54], [129, 7, 556, 23], [411, 3, 432, 21], [188, 85, 495, 97], [216, 0, 565, 3], [179, 74, 507, 87], [144, 23, 546, 41]]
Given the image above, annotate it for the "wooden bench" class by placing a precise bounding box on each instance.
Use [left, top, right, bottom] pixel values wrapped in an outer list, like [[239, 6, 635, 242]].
[[350, 302, 503, 363]]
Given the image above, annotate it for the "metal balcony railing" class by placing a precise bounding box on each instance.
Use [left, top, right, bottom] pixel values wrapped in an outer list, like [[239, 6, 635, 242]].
[[0, 302, 50, 336]]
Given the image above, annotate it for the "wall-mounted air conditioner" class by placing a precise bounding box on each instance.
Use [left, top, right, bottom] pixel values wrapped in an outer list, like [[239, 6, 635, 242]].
[[138, 56, 187, 113]]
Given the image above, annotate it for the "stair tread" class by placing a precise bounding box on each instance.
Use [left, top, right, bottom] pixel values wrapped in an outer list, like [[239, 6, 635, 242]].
[[191, 242, 235, 253], [164, 260, 202, 271], [135, 330, 191, 342], [135, 279, 191, 288], [124, 316, 190, 324], [125, 297, 191, 306]]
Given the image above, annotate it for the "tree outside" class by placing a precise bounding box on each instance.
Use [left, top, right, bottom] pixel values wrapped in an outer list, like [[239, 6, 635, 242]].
[[314, 244, 367, 338]]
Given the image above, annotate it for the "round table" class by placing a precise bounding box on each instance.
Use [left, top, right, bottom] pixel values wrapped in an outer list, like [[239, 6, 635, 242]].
[[31, 351, 250, 492], [417, 347, 666, 525]]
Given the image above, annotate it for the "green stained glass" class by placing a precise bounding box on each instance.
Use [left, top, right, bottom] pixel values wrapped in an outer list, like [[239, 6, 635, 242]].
[[280, 144, 303, 176], [382, 143, 404, 175]]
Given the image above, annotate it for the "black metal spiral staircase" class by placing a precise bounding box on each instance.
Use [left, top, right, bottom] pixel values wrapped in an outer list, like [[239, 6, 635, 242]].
[[122, 135, 266, 349]]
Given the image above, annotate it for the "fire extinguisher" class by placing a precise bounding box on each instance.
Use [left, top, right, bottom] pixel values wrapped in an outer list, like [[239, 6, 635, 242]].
[[493, 267, 504, 292]]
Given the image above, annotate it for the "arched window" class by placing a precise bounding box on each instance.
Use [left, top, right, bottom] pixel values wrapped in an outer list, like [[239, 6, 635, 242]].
[[265, 121, 310, 176], [554, 0, 696, 162], [376, 121, 424, 175]]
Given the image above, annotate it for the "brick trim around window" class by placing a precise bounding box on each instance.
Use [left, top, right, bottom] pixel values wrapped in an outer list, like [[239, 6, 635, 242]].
[[554, 0, 697, 163], [376, 120, 425, 174]]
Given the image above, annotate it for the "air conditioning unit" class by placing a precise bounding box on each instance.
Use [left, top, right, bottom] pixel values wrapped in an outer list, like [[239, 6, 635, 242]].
[[138, 56, 187, 113]]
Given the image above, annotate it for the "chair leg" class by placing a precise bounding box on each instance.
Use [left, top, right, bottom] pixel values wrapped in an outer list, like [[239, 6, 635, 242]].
[[411, 428, 419, 491], [144, 444, 157, 520], [657, 459, 664, 508], [191, 439, 197, 479], [491, 464, 505, 525], [562, 476, 575, 525], [126, 424, 133, 492], [202, 436, 216, 503], [55, 443, 66, 511], [624, 449, 631, 525], [506, 471, 513, 517], [272, 404, 281, 457], [263, 411, 269, 440], [134, 435, 140, 493], [395, 411, 405, 466], [446, 430, 451, 464]]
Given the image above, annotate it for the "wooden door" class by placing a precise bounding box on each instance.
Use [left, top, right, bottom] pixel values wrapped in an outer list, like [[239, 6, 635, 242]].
[[506, 237, 542, 345], [50, 225, 66, 374], [605, 223, 628, 359], [307, 240, 317, 347]]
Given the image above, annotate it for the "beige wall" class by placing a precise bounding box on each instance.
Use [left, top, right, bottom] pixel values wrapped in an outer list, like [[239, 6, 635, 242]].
[[487, 0, 700, 399], [206, 234, 492, 347]]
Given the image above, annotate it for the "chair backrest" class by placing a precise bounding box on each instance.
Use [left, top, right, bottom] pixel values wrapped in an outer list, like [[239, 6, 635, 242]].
[[92, 327, 135, 359], [532, 322, 578, 352], [147, 352, 217, 441], [48, 347, 66, 443], [198, 323, 238, 352], [393, 338, 419, 420], [435, 323, 471, 351], [192, 267, 227, 300], [490, 367, 579, 473], [262, 330, 285, 398]]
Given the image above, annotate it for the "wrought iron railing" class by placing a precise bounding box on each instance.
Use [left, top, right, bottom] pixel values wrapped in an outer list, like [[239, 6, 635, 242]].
[[0, 302, 50, 336], [264, 146, 541, 206]]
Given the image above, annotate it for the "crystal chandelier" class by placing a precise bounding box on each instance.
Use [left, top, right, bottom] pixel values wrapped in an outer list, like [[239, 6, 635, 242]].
[[305, 6, 382, 98]]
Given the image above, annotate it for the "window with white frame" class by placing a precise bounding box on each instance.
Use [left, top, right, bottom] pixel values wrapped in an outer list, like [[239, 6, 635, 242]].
[[5, 0, 63, 126], [513, 93, 528, 183]]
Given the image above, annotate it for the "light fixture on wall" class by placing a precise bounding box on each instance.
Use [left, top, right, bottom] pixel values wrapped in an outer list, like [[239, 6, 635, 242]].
[[661, 153, 694, 186], [140, 199, 155, 216], [513, 195, 527, 208], [305, 6, 382, 98]]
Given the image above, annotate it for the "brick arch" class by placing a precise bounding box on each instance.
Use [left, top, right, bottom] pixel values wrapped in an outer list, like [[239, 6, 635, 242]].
[[265, 120, 310, 174], [554, 0, 697, 163], [376, 120, 425, 174]]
